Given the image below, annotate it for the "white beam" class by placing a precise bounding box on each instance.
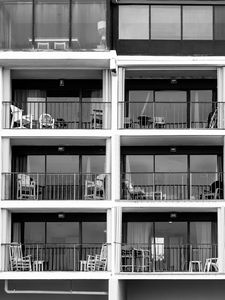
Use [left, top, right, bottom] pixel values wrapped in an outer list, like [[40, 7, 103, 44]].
[[217, 207, 225, 272]]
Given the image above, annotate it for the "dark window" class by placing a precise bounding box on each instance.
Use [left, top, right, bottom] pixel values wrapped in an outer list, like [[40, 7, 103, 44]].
[[215, 6, 225, 40]]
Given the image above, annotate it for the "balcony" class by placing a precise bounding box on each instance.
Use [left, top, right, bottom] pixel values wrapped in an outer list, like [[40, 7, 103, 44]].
[[118, 101, 223, 129], [0, 0, 108, 51], [121, 243, 218, 273], [2, 172, 111, 201], [1, 243, 110, 272], [3, 101, 111, 129], [121, 172, 223, 201]]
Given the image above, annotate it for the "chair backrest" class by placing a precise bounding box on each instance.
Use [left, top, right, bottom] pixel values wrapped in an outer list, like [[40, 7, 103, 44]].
[[10, 105, 23, 121], [100, 244, 107, 260], [124, 180, 134, 193], [96, 174, 106, 187], [18, 173, 31, 186], [9, 243, 23, 262], [39, 113, 54, 126]]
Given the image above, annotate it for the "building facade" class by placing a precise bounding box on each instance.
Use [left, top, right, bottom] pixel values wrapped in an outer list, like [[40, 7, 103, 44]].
[[1, 0, 225, 299]]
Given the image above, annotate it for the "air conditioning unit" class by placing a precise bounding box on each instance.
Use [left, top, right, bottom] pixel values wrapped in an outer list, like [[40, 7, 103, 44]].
[[54, 42, 66, 50]]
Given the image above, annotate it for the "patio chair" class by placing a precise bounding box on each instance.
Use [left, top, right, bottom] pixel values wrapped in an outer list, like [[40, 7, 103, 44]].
[[17, 173, 36, 200], [84, 174, 106, 200], [91, 109, 103, 129], [204, 258, 218, 272], [80, 244, 107, 272], [123, 180, 146, 200], [201, 180, 223, 200], [8, 243, 32, 271], [153, 117, 166, 128], [39, 113, 55, 129], [10, 105, 33, 129]]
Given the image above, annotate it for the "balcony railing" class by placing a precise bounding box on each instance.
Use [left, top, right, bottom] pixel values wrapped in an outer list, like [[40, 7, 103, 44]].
[[2, 172, 111, 201], [121, 172, 223, 201], [121, 243, 218, 272], [3, 101, 111, 129], [118, 102, 224, 129], [1, 243, 110, 272], [0, 0, 108, 51]]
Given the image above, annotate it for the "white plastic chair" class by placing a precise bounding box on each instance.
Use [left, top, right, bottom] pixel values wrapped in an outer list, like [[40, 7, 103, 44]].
[[39, 113, 55, 129], [10, 105, 33, 129], [84, 174, 105, 200], [9, 243, 32, 271], [17, 173, 36, 200]]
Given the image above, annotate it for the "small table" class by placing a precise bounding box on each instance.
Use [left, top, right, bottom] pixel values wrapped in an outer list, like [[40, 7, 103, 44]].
[[189, 260, 202, 272], [33, 260, 44, 271], [80, 260, 87, 271]]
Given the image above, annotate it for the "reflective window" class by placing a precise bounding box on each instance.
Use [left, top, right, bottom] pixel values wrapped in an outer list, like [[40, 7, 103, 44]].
[[119, 5, 149, 40], [155, 91, 187, 127], [0, 0, 32, 49], [47, 222, 79, 243], [82, 222, 106, 243], [72, 0, 107, 49], [82, 155, 105, 173], [35, 0, 69, 45], [215, 6, 225, 40], [24, 222, 45, 243], [183, 6, 213, 40], [151, 6, 181, 40]]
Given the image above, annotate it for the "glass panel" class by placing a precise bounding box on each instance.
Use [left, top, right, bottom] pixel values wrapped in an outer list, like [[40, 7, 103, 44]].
[[82, 222, 106, 243], [190, 155, 217, 173], [183, 6, 213, 40], [82, 155, 105, 173], [24, 222, 45, 243], [35, 0, 69, 49], [190, 90, 213, 128], [151, 6, 181, 40], [27, 155, 45, 187], [47, 97, 79, 129], [154, 222, 187, 271], [72, 0, 107, 50], [215, 6, 225, 40], [155, 156, 187, 200], [155, 155, 187, 172], [155, 91, 187, 128], [47, 155, 79, 173], [190, 155, 219, 199], [127, 91, 153, 126], [119, 5, 149, 40], [0, 0, 32, 49], [47, 222, 79, 243], [127, 222, 154, 244], [82, 90, 103, 128]]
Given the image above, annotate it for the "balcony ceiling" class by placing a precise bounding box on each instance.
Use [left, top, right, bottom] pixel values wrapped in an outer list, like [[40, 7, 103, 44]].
[[10, 137, 106, 146], [121, 135, 224, 146], [12, 69, 102, 80], [126, 69, 217, 79]]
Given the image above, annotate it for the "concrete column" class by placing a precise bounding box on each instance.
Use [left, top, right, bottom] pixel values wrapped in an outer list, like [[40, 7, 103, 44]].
[[109, 278, 126, 300], [103, 69, 111, 129], [2, 138, 11, 200], [217, 207, 225, 272], [0, 209, 11, 271], [115, 206, 122, 273], [111, 66, 118, 131], [105, 137, 111, 200], [107, 209, 112, 272], [217, 67, 225, 128], [118, 67, 125, 129], [3, 69, 11, 129], [111, 134, 120, 202]]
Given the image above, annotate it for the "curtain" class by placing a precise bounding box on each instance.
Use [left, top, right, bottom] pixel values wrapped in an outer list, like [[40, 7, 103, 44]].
[[127, 222, 153, 245], [12, 223, 22, 242], [191, 222, 211, 263]]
